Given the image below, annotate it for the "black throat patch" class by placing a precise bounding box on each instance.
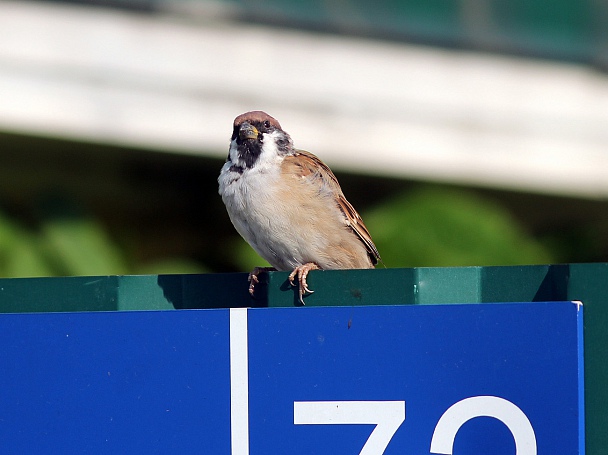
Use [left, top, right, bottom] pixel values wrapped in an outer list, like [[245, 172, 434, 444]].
[[237, 139, 263, 169]]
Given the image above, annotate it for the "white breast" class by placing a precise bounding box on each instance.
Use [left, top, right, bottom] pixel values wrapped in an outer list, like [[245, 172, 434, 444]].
[[219, 155, 296, 269]]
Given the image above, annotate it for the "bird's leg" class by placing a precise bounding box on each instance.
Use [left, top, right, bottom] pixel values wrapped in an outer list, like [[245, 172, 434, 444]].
[[288, 263, 320, 304], [248, 266, 276, 296]]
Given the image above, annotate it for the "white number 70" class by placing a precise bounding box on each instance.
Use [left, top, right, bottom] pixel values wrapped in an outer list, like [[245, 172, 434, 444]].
[[294, 397, 537, 455]]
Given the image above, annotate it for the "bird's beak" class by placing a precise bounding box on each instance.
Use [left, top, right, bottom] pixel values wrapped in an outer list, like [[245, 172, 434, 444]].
[[239, 122, 259, 141]]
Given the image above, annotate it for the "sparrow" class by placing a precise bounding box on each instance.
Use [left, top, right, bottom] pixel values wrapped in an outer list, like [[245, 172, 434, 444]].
[[218, 111, 380, 303]]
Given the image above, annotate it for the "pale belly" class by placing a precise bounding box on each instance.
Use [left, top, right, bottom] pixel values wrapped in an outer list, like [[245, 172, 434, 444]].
[[219, 164, 371, 271], [220, 167, 307, 269]]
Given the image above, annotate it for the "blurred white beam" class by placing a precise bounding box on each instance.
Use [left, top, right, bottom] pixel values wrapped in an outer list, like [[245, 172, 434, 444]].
[[0, 0, 607, 197]]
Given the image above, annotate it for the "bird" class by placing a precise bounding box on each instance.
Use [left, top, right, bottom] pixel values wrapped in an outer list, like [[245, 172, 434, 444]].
[[218, 111, 380, 303]]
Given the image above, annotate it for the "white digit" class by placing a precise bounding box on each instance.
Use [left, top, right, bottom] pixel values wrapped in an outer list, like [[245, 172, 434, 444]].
[[430, 395, 537, 455], [294, 401, 405, 455]]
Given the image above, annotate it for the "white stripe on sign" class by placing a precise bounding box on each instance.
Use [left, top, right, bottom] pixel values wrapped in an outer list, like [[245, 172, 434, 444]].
[[294, 401, 406, 455], [230, 308, 249, 455]]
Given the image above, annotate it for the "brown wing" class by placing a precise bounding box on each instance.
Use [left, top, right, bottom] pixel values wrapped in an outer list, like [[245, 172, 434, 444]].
[[284, 150, 381, 265]]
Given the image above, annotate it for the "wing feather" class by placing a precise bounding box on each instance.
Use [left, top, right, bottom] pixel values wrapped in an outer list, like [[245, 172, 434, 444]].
[[283, 150, 381, 265]]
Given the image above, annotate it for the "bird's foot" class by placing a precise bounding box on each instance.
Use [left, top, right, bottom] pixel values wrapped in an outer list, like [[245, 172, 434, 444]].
[[248, 266, 276, 296], [288, 263, 320, 305]]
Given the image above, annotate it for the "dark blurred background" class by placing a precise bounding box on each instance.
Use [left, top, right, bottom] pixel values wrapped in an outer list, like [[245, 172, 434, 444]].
[[0, 0, 606, 277]]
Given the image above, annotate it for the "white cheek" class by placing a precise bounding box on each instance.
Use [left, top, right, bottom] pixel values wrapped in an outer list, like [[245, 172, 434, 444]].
[[228, 139, 239, 163], [254, 131, 284, 171]]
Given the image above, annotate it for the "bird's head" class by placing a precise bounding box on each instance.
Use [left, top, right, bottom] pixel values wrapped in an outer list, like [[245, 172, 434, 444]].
[[227, 111, 293, 170]]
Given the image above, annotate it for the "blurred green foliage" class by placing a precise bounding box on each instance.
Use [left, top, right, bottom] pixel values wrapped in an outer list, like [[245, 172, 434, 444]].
[[365, 188, 554, 267], [234, 187, 555, 270], [0, 199, 204, 278]]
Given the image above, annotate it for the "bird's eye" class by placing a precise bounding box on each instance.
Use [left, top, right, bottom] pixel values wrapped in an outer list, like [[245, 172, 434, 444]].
[[264, 120, 271, 128]]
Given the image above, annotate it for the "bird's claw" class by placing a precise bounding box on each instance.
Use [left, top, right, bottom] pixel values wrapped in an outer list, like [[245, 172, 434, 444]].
[[248, 266, 275, 296], [289, 263, 320, 305], [248, 273, 259, 296]]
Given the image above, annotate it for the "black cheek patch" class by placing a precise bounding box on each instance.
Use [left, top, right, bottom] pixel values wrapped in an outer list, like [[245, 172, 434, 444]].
[[276, 136, 290, 154]]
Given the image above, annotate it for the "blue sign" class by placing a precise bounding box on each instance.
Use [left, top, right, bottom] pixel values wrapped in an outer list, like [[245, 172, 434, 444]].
[[0, 302, 583, 454]]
